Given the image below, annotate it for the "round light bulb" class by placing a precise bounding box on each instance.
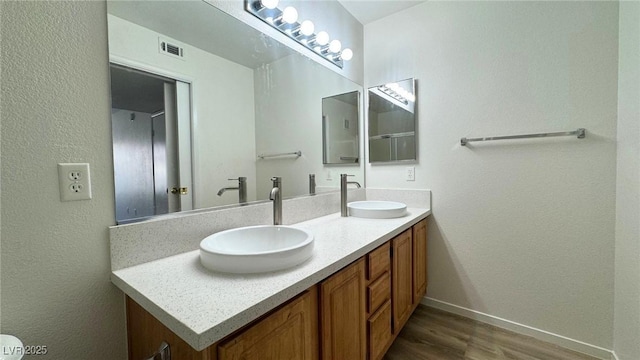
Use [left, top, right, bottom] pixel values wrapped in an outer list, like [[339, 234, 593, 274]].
[[316, 31, 329, 46], [329, 39, 342, 53], [260, 0, 279, 10], [341, 48, 353, 61], [282, 6, 298, 24], [300, 20, 314, 36]]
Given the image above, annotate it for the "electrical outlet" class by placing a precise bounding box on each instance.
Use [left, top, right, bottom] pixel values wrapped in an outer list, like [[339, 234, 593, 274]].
[[69, 171, 82, 181], [58, 163, 92, 201], [406, 166, 415, 181]]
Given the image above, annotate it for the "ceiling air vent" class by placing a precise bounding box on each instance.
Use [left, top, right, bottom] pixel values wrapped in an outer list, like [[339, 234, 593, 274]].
[[158, 37, 185, 60]]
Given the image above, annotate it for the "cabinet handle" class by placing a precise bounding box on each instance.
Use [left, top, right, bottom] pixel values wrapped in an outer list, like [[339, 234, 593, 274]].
[[145, 342, 170, 360]]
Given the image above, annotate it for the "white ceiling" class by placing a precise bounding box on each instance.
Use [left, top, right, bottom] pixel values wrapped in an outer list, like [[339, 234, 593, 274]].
[[337, 0, 427, 25]]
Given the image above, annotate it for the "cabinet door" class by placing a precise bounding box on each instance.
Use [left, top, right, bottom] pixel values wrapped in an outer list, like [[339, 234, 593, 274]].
[[392, 229, 413, 332], [218, 287, 319, 360], [320, 258, 366, 360], [413, 219, 428, 304]]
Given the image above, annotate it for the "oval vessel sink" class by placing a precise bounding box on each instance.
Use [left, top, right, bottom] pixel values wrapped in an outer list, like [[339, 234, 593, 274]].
[[348, 201, 408, 219], [200, 225, 314, 274]]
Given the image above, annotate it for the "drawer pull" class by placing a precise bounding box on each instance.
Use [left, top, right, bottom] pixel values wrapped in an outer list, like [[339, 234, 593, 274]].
[[145, 342, 170, 360]]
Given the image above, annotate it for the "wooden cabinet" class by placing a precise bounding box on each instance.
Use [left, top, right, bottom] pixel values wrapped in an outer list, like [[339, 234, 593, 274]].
[[218, 287, 319, 360], [319, 258, 366, 360], [413, 219, 428, 304], [364, 220, 429, 360], [392, 229, 414, 332]]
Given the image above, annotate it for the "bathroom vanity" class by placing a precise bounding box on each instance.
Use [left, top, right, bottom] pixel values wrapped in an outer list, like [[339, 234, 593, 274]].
[[112, 206, 430, 360]]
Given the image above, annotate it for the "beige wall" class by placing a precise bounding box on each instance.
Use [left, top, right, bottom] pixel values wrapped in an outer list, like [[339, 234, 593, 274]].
[[0, 2, 127, 359], [364, 1, 618, 349], [613, 2, 640, 359]]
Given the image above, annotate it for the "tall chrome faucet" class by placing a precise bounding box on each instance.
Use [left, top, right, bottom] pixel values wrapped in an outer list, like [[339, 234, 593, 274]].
[[269, 177, 282, 225], [217, 177, 247, 204], [340, 174, 361, 217]]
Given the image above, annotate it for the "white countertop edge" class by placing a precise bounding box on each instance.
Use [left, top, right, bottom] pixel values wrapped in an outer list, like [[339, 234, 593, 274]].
[[112, 208, 431, 351]]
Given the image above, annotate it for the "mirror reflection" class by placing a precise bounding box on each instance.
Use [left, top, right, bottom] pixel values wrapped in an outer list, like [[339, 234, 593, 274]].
[[368, 78, 417, 163], [107, 1, 364, 223], [322, 91, 360, 164], [110, 65, 192, 221]]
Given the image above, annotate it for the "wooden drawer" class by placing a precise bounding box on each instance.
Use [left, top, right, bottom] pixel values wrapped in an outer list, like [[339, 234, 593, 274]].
[[367, 242, 390, 281], [367, 271, 390, 315], [367, 300, 393, 360]]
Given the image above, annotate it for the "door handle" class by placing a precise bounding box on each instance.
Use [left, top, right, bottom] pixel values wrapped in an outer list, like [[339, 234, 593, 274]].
[[170, 187, 188, 195]]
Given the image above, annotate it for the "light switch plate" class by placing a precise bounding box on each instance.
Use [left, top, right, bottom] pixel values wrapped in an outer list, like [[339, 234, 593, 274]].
[[58, 163, 92, 201]]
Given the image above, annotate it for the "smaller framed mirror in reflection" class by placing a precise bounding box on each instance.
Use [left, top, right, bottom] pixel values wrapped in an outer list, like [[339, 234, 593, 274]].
[[368, 78, 417, 163], [322, 91, 361, 164]]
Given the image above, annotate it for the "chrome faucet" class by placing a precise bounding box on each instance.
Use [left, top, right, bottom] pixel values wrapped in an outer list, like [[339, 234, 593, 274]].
[[309, 174, 316, 195], [217, 177, 247, 204], [269, 177, 282, 225], [340, 174, 361, 217]]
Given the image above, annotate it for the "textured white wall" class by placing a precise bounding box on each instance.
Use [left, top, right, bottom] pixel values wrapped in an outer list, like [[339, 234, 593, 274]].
[[364, 1, 618, 348], [613, 2, 640, 359], [1, 2, 127, 359], [107, 15, 257, 209]]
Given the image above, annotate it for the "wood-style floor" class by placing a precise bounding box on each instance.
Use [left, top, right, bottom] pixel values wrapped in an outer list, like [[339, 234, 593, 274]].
[[384, 305, 602, 360]]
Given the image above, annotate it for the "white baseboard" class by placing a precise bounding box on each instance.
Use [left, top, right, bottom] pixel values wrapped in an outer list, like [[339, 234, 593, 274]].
[[421, 297, 614, 360]]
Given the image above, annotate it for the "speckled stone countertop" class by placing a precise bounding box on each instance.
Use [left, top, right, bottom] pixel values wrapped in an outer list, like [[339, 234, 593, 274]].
[[111, 208, 431, 351]]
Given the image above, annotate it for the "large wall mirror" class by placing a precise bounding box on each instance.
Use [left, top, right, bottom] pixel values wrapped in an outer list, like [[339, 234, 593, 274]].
[[107, 1, 364, 223], [368, 78, 417, 163]]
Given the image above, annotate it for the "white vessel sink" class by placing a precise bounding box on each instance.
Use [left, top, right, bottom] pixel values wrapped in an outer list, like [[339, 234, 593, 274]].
[[200, 225, 314, 274], [348, 201, 408, 219]]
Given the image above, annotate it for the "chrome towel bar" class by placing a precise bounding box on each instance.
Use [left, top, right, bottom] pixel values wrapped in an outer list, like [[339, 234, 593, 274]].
[[461, 128, 586, 146], [257, 151, 302, 159]]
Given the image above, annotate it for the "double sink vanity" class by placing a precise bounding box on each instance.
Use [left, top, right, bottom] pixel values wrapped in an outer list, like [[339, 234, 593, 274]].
[[110, 189, 431, 360]]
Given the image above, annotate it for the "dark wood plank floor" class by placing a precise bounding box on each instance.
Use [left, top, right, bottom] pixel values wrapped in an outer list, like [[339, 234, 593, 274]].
[[384, 305, 602, 360]]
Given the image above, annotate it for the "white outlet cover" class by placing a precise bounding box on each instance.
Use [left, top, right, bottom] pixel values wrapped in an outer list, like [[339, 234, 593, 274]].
[[406, 166, 415, 181], [58, 163, 92, 201]]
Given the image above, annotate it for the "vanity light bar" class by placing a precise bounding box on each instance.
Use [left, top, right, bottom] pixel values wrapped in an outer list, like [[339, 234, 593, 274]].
[[377, 85, 410, 105], [245, 0, 353, 68]]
